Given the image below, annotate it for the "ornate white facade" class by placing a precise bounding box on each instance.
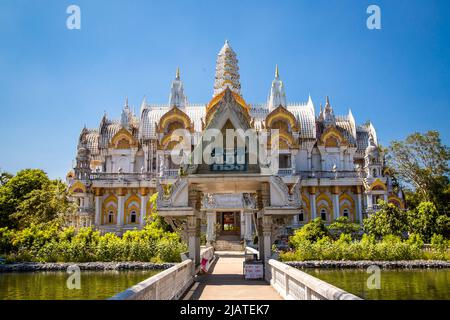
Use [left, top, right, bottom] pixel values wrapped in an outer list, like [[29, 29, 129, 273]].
[[67, 41, 404, 253]]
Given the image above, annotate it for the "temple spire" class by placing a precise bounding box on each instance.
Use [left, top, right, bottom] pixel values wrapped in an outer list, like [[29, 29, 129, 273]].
[[323, 96, 336, 126], [213, 40, 241, 97], [169, 67, 187, 108], [268, 64, 286, 111]]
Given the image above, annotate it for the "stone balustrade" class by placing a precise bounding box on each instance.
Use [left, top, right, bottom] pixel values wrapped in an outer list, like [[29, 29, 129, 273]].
[[267, 259, 362, 300], [90, 172, 156, 181], [110, 247, 215, 300]]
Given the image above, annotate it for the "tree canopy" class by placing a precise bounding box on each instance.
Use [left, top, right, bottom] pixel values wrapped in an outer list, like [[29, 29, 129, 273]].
[[387, 131, 450, 213], [0, 169, 75, 229]]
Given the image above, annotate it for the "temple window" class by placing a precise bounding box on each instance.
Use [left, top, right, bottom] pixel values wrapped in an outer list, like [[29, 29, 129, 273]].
[[279, 154, 291, 168], [320, 209, 327, 221], [108, 211, 114, 224], [343, 208, 349, 218], [298, 209, 304, 222], [130, 211, 137, 224]]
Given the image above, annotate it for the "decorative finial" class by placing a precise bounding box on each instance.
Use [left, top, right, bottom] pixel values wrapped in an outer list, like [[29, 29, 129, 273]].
[[176, 67, 180, 80], [124, 96, 129, 108], [275, 64, 279, 79], [326, 96, 330, 105]]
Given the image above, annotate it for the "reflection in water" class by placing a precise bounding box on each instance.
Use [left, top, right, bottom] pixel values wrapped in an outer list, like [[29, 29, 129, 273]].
[[303, 268, 450, 300], [0, 270, 161, 300]]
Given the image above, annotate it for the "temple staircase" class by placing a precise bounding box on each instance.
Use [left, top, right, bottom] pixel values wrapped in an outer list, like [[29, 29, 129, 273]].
[[214, 235, 244, 251]]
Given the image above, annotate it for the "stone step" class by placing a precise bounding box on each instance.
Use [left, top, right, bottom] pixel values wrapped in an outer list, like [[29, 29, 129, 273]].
[[213, 240, 244, 251]]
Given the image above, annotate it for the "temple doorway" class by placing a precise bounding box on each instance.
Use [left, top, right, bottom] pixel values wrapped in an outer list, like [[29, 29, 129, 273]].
[[218, 211, 240, 236]]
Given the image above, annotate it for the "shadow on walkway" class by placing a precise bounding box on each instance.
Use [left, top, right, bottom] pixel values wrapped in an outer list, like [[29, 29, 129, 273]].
[[187, 252, 282, 300]]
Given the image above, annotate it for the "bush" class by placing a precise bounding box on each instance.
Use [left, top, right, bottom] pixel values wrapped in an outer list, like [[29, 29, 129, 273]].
[[289, 218, 330, 247], [281, 233, 426, 262], [430, 234, 449, 260], [1, 218, 187, 263], [328, 217, 361, 239]]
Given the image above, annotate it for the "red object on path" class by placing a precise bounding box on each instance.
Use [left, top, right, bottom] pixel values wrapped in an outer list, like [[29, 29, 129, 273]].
[[201, 258, 208, 273]]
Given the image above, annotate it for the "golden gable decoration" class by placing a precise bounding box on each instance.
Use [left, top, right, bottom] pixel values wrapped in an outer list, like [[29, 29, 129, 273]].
[[265, 105, 298, 132], [109, 127, 138, 149], [318, 126, 349, 148], [157, 107, 194, 134]]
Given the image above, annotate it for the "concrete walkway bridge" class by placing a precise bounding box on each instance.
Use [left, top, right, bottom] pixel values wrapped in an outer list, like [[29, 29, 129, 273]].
[[111, 247, 361, 301]]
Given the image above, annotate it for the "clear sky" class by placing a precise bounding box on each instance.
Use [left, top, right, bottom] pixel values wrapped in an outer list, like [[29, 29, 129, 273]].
[[0, 0, 449, 179]]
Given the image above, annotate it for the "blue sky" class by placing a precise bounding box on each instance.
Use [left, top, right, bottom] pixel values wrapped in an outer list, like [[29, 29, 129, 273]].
[[0, 0, 449, 179]]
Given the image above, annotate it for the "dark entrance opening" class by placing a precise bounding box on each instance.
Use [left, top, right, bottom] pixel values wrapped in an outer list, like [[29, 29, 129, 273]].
[[219, 212, 240, 236]]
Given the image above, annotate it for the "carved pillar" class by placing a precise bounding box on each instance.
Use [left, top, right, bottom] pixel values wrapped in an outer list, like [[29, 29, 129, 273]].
[[291, 151, 296, 174], [366, 193, 373, 210], [307, 149, 312, 170], [206, 211, 216, 244], [240, 210, 245, 239], [117, 188, 125, 227], [355, 186, 363, 224], [332, 186, 340, 221], [187, 215, 201, 266], [188, 185, 201, 211], [139, 187, 149, 226], [262, 215, 272, 262], [309, 186, 317, 220], [260, 182, 270, 208], [94, 188, 103, 226], [244, 211, 253, 241], [292, 214, 299, 227]]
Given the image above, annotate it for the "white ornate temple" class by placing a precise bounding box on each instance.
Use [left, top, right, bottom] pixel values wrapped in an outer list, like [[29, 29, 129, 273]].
[[67, 41, 404, 256]]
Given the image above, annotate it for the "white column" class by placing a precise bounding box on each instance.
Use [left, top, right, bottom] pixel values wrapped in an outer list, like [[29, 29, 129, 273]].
[[240, 210, 245, 238], [140, 194, 148, 226], [310, 193, 317, 220], [187, 216, 201, 266], [356, 193, 363, 224], [94, 196, 102, 226], [333, 193, 340, 221], [366, 193, 373, 209], [291, 151, 296, 174], [244, 212, 253, 241], [206, 211, 216, 243], [262, 215, 273, 262], [117, 195, 124, 226], [292, 214, 299, 227], [383, 193, 388, 203], [307, 150, 312, 170]]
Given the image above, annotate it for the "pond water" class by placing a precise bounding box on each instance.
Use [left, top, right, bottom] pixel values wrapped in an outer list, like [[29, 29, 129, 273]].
[[303, 268, 450, 300], [0, 270, 161, 300]]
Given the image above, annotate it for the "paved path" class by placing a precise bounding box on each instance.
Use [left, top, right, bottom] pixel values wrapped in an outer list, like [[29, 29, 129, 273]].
[[187, 251, 282, 300]]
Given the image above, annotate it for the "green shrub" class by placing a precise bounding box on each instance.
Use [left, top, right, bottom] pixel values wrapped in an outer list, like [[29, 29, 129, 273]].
[[289, 218, 330, 247], [430, 234, 448, 260]]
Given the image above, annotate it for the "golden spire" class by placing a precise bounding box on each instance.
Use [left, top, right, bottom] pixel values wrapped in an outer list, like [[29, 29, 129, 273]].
[[275, 64, 279, 79]]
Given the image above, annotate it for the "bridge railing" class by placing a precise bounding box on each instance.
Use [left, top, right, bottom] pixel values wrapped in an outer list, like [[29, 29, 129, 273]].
[[110, 247, 215, 300], [267, 259, 362, 300], [109, 259, 194, 300]]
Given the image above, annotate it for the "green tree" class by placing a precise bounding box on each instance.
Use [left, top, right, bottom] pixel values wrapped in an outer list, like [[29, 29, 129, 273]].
[[10, 180, 76, 229], [328, 216, 361, 239], [407, 202, 450, 242], [289, 217, 330, 247], [363, 201, 408, 238], [0, 169, 50, 228], [387, 131, 450, 213]]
